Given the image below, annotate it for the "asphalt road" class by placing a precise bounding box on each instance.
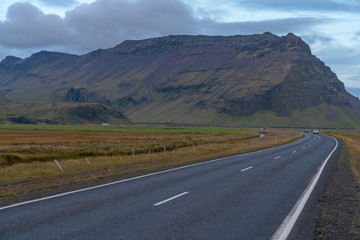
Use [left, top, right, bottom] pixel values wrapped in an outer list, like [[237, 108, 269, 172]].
[[0, 133, 339, 240]]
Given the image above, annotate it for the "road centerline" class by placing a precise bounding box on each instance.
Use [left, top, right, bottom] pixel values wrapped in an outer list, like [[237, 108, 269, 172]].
[[241, 166, 253, 172], [154, 192, 189, 206]]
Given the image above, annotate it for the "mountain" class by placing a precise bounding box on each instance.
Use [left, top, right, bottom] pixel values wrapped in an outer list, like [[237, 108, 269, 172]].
[[1, 33, 360, 128], [0, 99, 132, 125]]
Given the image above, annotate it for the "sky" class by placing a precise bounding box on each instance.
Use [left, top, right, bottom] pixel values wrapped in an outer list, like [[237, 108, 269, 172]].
[[0, 0, 359, 90]]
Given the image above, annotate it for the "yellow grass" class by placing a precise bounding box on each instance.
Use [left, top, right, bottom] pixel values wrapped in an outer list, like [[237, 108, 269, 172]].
[[328, 131, 360, 181], [325, 130, 360, 236], [0, 129, 301, 198]]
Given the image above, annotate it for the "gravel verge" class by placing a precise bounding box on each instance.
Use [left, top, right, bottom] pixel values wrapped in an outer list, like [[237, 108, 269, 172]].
[[314, 141, 360, 239]]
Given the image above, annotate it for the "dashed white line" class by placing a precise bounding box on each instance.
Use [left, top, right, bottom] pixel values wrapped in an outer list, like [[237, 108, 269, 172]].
[[0, 135, 307, 211], [274, 156, 281, 159], [154, 192, 189, 206], [241, 166, 254, 172], [292, 151, 297, 153]]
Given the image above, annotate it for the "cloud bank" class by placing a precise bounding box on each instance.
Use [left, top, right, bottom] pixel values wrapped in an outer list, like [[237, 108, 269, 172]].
[[0, 0, 201, 57], [0, 0, 359, 88], [0, 0, 325, 58], [230, 0, 360, 12]]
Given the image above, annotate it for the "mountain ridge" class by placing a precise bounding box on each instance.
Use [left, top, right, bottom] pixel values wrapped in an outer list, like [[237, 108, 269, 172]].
[[1, 33, 359, 128]]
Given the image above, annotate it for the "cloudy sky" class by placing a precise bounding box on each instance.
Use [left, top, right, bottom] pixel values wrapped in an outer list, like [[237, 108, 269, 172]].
[[0, 0, 359, 90]]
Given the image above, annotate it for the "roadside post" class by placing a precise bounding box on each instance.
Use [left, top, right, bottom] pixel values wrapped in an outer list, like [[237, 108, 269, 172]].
[[54, 159, 64, 172]]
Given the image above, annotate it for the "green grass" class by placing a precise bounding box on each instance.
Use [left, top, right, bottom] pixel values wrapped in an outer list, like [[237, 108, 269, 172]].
[[221, 103, 360, 129], [0, 124, 250, 134]]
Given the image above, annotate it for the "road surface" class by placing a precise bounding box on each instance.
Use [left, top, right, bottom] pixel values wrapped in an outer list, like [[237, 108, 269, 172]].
[[0, 133, 339, 239]]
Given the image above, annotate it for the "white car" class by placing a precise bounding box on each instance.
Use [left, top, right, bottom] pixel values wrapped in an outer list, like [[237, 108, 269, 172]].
[[313, 129, 319, 134]]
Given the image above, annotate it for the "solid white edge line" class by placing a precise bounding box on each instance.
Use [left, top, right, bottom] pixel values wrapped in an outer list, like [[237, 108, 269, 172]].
[[241, 166, 253, 172], [0, 133, 309, 211], [154, 192, 189, 206], [271, 137, 338, 240]]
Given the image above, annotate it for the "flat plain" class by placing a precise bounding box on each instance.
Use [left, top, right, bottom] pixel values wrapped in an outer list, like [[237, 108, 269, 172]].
[[0, 125, 301, 199]]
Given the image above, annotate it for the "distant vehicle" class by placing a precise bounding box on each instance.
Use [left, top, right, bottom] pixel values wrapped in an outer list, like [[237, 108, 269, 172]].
[[313, 129, 319, 134], [304, 129, 309, 132]]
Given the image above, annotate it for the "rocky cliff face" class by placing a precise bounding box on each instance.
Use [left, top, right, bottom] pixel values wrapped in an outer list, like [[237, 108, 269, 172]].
[[0, 33, 359, 127]]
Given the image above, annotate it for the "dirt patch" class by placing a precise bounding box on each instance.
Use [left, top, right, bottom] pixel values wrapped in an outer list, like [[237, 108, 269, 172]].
[[314, 141, 360, 239]]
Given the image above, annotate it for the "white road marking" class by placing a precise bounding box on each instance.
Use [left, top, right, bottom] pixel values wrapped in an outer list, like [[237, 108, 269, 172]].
[[0, 135, 307, 211], [271, 137, 338, 240], [154, 192, 189, 206], [241, 166, 253, 172], [292, 151, 296, 153], [303, 147, 306, 149], [274, 156, 281, 159], [0, 150, 269, 211]]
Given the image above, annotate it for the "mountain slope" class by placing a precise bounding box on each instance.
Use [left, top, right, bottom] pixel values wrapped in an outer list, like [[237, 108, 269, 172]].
[[0, 100, 132, 125], [1, 33, 359, 128]]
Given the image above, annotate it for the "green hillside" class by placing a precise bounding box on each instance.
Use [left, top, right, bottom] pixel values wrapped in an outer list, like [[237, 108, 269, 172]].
[[0, 101, 132, 125], [1, 33, 360, 128]]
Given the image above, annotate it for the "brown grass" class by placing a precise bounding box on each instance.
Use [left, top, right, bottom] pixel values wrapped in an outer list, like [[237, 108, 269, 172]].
[[322, 130, 360, 238], [0, 129, 301, 198], [327, 131, 360, 181]]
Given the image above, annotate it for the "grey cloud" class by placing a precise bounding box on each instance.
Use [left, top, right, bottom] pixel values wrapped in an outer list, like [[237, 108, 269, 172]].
[[229, 0, 360, 12], [0, 3, 71, 48], [37, 0, 79, 7], [0, 0, 201, 57], [63, 0, 200, 49], [201, 17, 326, 36], [302, 34, 335, 45], [354, 31, 360, 40], [0, 0, 343, 61]]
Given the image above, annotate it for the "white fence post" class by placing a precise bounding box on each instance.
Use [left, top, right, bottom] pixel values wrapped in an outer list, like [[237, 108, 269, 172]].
[[54, 159, 64, 172]]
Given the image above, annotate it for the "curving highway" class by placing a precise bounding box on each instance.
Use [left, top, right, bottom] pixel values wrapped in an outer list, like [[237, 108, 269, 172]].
[[0, 133, 339, 240]]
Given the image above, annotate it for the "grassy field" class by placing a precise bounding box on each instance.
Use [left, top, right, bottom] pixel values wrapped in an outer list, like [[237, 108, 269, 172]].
[[0, 126, 301, 199], [327, 131, 360, 182], [0, 124, 250, 134]]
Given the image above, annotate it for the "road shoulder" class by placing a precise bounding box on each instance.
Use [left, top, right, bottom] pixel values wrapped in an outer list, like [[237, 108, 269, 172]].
[[314, 140, 360, 239]]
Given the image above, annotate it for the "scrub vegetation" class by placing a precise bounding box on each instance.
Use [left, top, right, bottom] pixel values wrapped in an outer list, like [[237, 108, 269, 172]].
[[337, 131, 360, 181], [315, 130, 360, 239], [0, 126, 301, 199]]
